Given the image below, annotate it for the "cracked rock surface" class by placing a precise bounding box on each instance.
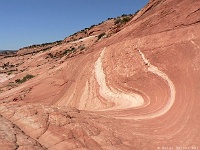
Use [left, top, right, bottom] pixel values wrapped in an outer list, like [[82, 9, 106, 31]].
[[1, 0, 200, 149], [0, 103, 134, 150], [0, 114, 45, 150]]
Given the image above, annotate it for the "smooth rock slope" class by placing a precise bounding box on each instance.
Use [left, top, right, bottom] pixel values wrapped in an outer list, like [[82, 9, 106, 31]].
[[0, 0, 200, 149]]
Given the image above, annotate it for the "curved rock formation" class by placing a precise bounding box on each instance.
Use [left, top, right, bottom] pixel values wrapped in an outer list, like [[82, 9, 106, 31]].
[[1, 0, 200, 149]]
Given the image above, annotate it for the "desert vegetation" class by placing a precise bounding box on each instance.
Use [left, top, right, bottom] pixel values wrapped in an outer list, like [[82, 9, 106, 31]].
[[114, 16, 132, 25], [15, 74, 35, 84], [20, 40, 62, 50], [98, 32, 106, 40], [63, 47, 76, 55]]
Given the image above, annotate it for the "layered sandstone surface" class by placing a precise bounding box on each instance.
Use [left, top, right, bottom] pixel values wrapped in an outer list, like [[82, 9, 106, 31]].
[[0, 0, 200, 149]]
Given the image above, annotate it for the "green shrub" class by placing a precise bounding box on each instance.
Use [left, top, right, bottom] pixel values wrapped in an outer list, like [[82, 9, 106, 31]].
[[114, 18, 121, 25], [63, 49, 71, 55], [63, 47, 76, 55], [48, 53, 54, 58], [121, 17, 131, 23], [15, 79, 21, 84], [25, 74, 35, 80], [15, 74, 35, 84], [89, 25, 95, 29], [114, 16, 131, 25], [98, 33, 106, 40]]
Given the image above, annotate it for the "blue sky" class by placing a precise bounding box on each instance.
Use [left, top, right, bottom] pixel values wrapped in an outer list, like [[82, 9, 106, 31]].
[[0, 0, 148, 50]]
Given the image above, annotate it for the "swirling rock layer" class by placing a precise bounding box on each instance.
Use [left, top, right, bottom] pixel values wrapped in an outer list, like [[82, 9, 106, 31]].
[[1, 0, 200, 149]]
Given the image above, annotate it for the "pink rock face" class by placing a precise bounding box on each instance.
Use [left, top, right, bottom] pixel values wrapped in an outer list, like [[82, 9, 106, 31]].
[[0, 0, 200, 149]]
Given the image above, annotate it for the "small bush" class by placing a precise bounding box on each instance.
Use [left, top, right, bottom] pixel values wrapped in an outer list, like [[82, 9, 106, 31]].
[[98, 33, 106, 40], [121, 14, 128, 17], [15, 79, 21, 84], [48, 53, 54, 58], [63, 47, 76, 55], [114, 16, 131, 25], [63, 49, 71, 55], [114, 18, 121, 25], [121, 17, 131, 23], [89, 24, 95, 29], [71, 47, 76, 51], [15, 74, 35, 84]]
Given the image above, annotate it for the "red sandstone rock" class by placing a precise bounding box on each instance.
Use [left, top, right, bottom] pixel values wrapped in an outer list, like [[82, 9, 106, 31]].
[[1, 0, 200, 149]]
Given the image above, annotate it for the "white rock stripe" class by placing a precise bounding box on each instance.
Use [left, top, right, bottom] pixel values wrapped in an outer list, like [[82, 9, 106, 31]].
[[135, 49, 176, 120], [0, 74, 15, 83], [94, 48, 144, 110], [94, 47, 176, 120]]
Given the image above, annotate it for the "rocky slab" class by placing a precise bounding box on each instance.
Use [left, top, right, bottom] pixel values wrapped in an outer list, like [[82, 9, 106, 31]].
[[0, 0, 200, 149]]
